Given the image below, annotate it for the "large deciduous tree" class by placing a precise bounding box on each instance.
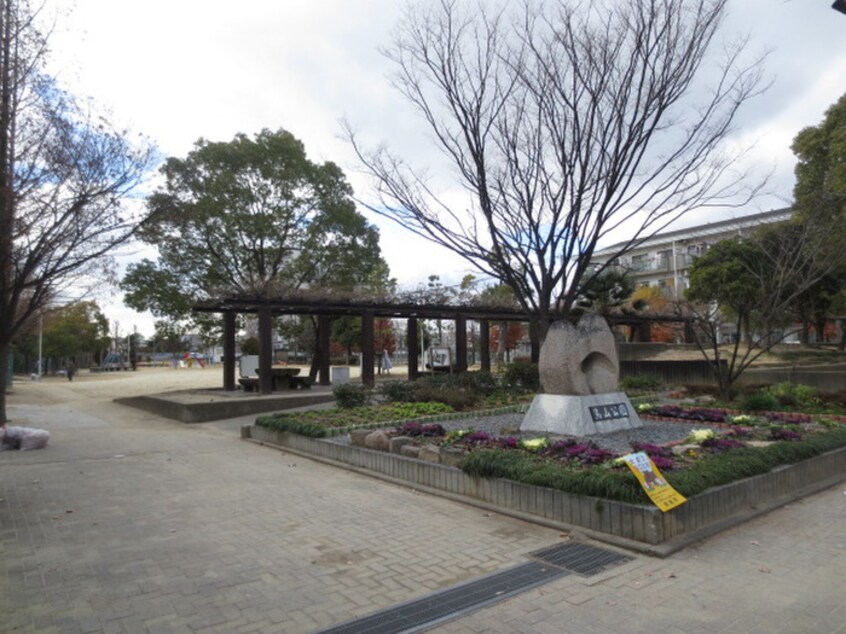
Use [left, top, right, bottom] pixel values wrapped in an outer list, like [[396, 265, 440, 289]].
[[348, 0, 767, 353], [0, 0, 155, 422], [122, 128, 387, 317]]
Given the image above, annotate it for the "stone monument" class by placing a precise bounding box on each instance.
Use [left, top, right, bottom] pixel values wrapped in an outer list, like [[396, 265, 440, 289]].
[[519, 313, 642, 435]]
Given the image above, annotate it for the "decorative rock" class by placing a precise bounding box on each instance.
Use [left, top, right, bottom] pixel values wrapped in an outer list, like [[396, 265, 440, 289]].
[[349, 428, 372, 447], [400, 444, 421, 459], [364, 430, 391, 451], [389, 436, 415, 454], [418, 444, 441, 463], [540, 313, 619, 396], [521, 312, 640, 436], [440, 447, 466, 467]]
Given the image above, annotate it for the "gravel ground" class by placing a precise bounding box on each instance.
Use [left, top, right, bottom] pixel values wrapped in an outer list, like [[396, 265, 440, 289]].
[[333, 413, 722, 455]]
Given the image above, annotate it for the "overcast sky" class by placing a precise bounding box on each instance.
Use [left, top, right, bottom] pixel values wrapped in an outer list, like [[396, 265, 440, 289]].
[[42, 0, 846, 337]]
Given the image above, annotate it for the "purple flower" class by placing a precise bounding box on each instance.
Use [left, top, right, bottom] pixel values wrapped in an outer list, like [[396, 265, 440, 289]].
[[420, 423, 446, 437], [495, 436, 519, 450], [462, 430, 494, 445], [701, 437, 745, 453], [766, 412, 812, 425], [650, 405, 727, 423], [650, 455, 676, 471], [768, 428, 802, 441], [580, 447, 613, 465]]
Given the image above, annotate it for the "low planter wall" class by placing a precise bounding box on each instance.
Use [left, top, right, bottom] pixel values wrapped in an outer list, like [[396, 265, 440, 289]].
[[247, 426, 846, 555]]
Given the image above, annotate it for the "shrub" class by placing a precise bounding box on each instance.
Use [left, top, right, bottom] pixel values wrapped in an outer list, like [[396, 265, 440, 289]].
[[741, 391, 778, 412], [764, 382, 818, 408], [379, 380, 417, 403], [620, 374, 664, 392], [412, 374, 480, 410], [502, 360, 539, 392], [333, 383, 371, 408], [455, 371, 500, 396]]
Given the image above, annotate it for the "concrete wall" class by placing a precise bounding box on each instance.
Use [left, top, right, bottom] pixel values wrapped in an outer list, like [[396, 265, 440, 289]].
[[247, 426, 846, 553]]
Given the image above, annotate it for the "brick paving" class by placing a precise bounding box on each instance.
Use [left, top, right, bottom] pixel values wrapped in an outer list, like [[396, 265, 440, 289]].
[[1, 374, 845, 633]]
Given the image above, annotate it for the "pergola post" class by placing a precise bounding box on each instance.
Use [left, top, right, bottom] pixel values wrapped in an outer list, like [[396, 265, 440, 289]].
[[318, 315, 331, 386], [258, 305, 273, 395], [455, 315, 467, 373], [479, 320, 491, 373], [223, 312, 236, 391], [361, 310, 375, 387], [407, 317, 419, 381]]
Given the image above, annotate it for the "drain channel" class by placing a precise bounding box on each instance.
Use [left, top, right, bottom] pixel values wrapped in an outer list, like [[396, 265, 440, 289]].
[[529, 542, 634, 576], [316, 541, 634, 634], [316, 561, 566, 634]]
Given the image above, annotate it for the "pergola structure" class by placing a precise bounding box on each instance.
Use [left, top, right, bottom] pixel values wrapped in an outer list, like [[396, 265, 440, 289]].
[[192, 295, 536, 395], [193, 294, 697, 395]]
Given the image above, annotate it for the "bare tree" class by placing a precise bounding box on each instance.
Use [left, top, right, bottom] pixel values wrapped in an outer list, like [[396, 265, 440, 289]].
[[347, 0, 767, 353], [0, 0, 155, 422]]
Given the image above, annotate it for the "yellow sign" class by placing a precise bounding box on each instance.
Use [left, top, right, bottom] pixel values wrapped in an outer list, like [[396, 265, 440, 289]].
[[621, 452, 686, 512]]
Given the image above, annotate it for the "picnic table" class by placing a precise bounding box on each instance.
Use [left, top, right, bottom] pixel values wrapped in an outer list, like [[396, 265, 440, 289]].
[[238, 366, 312, 392]]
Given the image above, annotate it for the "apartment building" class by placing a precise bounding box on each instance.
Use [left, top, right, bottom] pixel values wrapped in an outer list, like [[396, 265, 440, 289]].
[[590, 208, 792, 299]]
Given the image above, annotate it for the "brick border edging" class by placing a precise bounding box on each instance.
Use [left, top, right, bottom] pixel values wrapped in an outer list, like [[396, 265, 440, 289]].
[[246, 425, 846, 554]]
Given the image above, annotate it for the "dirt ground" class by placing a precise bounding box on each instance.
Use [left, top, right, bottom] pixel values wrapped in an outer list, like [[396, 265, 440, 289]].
[[4, 362, 412, 408]]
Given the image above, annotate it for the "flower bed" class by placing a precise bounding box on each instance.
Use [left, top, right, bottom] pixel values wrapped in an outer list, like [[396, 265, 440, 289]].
[[246, 423, 846, 553], [250, 399, 846, 552], [255, 401, 846, 506]]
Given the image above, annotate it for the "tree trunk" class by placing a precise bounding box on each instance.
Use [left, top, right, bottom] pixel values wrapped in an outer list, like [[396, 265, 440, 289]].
[[0, 339, 8, 424], [799, 323, 810, 345]]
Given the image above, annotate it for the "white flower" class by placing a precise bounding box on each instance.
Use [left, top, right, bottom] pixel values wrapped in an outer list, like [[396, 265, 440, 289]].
[[688, 428, 715, 444], [521, 437, 548, 451]]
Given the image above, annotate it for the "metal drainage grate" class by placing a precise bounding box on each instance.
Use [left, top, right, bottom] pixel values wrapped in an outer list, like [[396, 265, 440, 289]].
[[528, 542, 633, 576], [316, 561, 567, 634]]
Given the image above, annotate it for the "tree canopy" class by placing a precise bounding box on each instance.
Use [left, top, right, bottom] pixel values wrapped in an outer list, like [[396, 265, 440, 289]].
[[790, 92, 846, 344], [15, 301, 110, 364], [121, 128, 388, 328], [792, 92, 846, 220], [349, 0, 767, 348]]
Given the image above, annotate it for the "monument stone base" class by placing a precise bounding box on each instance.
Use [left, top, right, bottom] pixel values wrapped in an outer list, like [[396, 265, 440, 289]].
[[519, 392, 642, 436]]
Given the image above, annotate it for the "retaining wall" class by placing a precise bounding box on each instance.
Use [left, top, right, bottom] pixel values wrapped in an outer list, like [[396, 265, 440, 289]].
[[248, 425, 846, 555]]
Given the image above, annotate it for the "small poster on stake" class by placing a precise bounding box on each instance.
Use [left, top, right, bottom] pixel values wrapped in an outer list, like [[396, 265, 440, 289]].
[[620, 452, 687, 512]]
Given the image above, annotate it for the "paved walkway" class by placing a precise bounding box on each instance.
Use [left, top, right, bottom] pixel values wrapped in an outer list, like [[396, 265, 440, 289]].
[[1, 372, 845, 633]]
